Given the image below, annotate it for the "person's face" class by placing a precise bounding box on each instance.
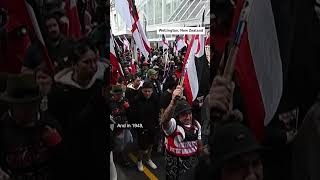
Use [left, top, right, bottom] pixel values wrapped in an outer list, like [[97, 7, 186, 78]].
[[142, 88, 153, 99], [11, 102, 39, 125], [172, 75, 177, 81], [36, 70, 52, 95], [178, 110, 192, 125], [112, 93, 123, 101], [221, 152, 263, 180], [150, 74, 158, 80], [45, 18, 60, 41], [74, 49, 98, 81], [142, 65, 148, 70], [133, 78, 141, 87], [124, 67, 130, 74]]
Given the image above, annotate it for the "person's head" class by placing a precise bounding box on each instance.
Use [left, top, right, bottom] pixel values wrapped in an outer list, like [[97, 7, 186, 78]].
[[212, 0, 235, 33], [171, 74, 178, 82], [147, 69, 158, 80], [166, 76, 178, 91], [110, 85, 124, 101], [153, 65, 160, 72], [174, 99, 193, 125], [35, 63, 53, 96], [45, 14, 61, 41], [141, 81, 153, 99], [209, 122, 263, 180], [131, 75, 141, 88], [124, 67, 130, 75], [117, 76, 125, 86], [0, 74, 41, 127], [70, 38, 98, 85], [142, 61, 150, 70]]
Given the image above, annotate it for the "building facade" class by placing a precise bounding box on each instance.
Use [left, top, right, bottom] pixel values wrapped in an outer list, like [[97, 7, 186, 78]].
[[110, 0, 210, 47]]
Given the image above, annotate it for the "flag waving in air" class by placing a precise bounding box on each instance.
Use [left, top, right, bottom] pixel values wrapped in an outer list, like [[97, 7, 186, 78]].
[[110, 29, 124, 85], [115, 0, 151, 58], [162, 34, 169, 49], [64, 0, 82, 39], [213, 0, 283, 141], [123, 35, 130, 52], [0, 0, 55, 75], [175, 35, 186, 51], [184, 34, 189, 46]]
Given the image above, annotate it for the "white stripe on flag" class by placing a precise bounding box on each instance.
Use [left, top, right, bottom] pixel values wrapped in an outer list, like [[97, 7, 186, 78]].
[[247, 0, 283, 125], [115, 0, 150, 58], [185, 35, 199, 101]]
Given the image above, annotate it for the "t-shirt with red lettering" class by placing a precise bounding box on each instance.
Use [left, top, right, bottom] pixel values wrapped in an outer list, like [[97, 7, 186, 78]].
[[162, 118, 201, 157]]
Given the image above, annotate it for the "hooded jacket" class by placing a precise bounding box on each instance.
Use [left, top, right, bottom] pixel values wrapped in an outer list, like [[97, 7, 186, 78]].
[[48, 68, 103, 129], [48, 68, 107, 179]]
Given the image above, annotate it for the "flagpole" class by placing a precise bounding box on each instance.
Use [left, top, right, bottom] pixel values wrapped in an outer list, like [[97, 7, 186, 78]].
[[222, 0, 252, 81], [112, 33, 125, 77], [178, 35, 196, 87]]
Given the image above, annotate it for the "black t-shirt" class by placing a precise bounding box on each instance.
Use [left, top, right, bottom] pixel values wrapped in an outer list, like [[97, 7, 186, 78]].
[[160, 90, 172, 110]]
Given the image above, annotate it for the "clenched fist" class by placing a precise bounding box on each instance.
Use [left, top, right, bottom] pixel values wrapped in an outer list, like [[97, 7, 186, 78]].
[[172, 85, 183, 102], [206, 76, 235, 113]]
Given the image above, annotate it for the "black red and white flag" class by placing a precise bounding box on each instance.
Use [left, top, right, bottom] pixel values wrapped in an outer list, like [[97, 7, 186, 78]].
[[110, 29, 124, 85], [213, 0, 283, 140], [162, 34, 169, 49], [0, 0, 55, 74], [115, 0, 151, 58]]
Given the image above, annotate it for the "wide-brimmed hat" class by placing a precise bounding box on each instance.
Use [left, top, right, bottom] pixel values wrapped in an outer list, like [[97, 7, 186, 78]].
[[0, 73, 41, 104], [174, 99, 192, 117], [110, 85, 124, 95], [209, 122, 264, 171]]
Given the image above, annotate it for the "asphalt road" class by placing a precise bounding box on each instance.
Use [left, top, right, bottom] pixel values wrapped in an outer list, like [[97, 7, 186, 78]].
[[114, 130, 166, 180]]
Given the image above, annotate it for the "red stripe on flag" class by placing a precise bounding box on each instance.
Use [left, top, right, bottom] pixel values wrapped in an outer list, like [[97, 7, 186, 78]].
[[142, 38, 151, 54], [182, 35, 196, 104], [65, 0, 82, 39], [235, 29, 265, 141], [25, 0, 55, 75], [183, 73, 193, 104], [213, 0, 266, 141]]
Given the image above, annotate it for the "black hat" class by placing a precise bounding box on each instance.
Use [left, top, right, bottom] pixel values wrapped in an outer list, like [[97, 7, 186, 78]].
[[110, 85, 124, 95], [142, 81, 153, 89], [209, 122, 263, 170], [174, 99, 192, 117], [0, 73, 41, 104]]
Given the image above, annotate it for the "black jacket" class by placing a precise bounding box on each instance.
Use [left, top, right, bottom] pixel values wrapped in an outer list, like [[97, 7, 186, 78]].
[[131, 92, 160, 130], [48, 69, 107, 179], [292, 94, 320, 180]]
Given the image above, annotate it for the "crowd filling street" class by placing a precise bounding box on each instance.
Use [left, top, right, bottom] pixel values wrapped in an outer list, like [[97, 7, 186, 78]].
[[1, 0, 320, 180]]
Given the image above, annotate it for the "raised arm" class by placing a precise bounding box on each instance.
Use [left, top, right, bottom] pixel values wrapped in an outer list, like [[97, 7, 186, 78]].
[[160, 85, 183, 129]]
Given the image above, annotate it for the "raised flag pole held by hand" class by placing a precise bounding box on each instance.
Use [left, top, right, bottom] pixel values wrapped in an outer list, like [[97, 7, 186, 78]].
[[222, 0, 252, 81]]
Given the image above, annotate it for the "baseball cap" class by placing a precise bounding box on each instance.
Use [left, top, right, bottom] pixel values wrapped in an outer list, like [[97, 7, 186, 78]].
[[147, 69, 158, 77]]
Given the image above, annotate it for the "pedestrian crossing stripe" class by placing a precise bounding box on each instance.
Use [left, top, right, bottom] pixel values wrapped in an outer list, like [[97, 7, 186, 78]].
[[128, 153, 159, 180]]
